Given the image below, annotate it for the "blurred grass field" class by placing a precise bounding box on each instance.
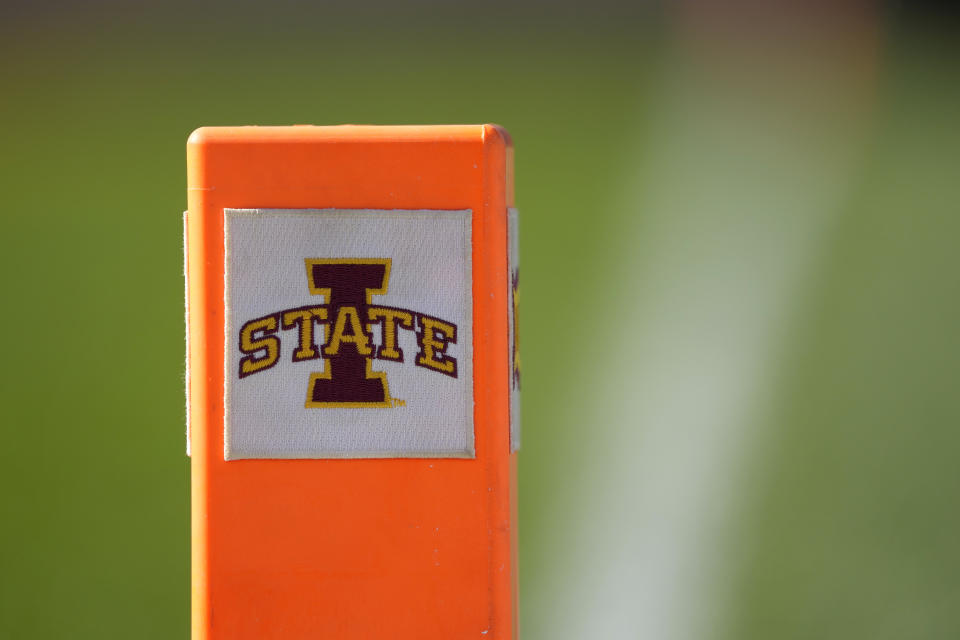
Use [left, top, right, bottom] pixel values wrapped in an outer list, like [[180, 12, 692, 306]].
[[1, 3, 958, 639]]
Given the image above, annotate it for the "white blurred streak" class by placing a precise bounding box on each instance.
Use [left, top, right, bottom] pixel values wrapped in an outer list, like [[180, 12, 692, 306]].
[[527, 5, 880, 639]]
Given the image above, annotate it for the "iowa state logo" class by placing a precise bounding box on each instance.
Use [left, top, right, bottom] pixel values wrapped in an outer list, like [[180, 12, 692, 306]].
[[223, 208, 474, 460], [237, 258, 459, 408]]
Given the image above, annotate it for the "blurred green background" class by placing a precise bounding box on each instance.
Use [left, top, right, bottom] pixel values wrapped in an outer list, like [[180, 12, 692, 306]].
[[1, 1, 958, 638]]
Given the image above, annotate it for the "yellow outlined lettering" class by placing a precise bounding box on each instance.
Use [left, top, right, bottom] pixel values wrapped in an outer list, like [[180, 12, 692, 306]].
[[239, 315, 280, 378], [416, 315, 457, 377], [281, 306, 327, 362], [323, 306, 372, 356], [368, 306, 414, 362]]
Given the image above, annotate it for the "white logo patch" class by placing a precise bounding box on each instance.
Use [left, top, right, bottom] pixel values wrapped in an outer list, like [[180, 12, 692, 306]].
[[224, 209, 473, 460], [508, 207, 521, 452]]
